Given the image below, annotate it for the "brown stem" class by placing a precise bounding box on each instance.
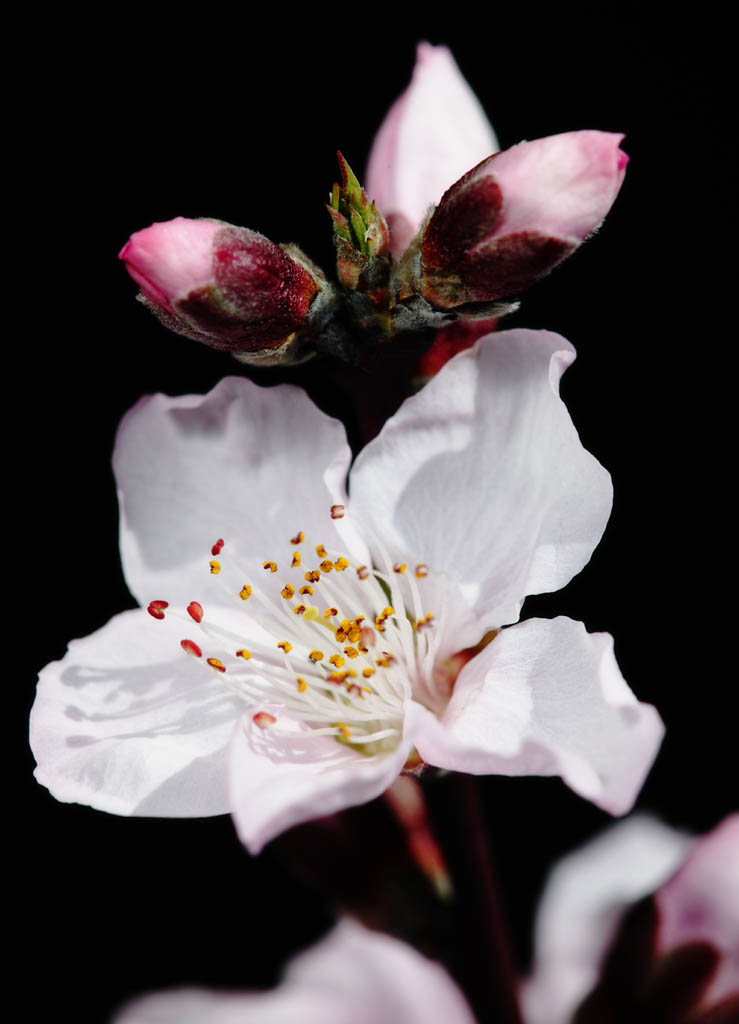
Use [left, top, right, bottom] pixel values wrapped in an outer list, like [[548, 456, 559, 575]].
[[426, 773, 524, 1024]]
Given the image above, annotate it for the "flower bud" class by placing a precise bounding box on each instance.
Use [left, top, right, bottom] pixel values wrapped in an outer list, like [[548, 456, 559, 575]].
[[120, 217, 322, 362], [419, 131, 628, 309]]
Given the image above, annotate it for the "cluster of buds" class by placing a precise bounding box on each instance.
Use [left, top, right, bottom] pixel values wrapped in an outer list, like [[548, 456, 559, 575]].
[[120, 47, 628, 369]]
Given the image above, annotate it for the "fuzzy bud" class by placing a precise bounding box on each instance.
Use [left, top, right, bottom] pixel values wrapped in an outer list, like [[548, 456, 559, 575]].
[[419, 131, 628, 309], [120, 217, 322, 363]]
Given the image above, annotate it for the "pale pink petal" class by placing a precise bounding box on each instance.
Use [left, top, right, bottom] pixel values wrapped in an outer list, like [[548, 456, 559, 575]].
[[485, 131, 627, 242], [365, 42, 498, 257], [521, 816, 693, 1024], [30, 610, 244, 816], [657, 815, 739, 1003], [285, 918, 477, 1023], [119, 217, 220, 310], [228, 710, 412, 854], [406, 617, 663, 814], [349, 330, 612, 627], [114, 375, 368, 609], [114, 919, 475, 1023]]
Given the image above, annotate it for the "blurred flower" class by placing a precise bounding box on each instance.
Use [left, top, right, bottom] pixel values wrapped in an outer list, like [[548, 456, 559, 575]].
[[112, 917, 477, 1024], [120, 217, 322, 364], [31, 331, 662, 853], [522, 815, 739, 1024]]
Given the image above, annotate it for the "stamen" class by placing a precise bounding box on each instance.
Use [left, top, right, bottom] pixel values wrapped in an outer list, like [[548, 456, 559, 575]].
[[393, 563, 407, 574], [308, 650, 324, 662], [147, 600, 168, 620], [236, 649, 252, 660], [299, 585, 314, 596], [240, 585, 252, 601], [187, 601, 204, 623], [281, 584, 295, 600], [290, 531, 305, 545], [320, 559, 333, 573], [211, 539, 224, 556], [291, 552, 302, 567], [297, 677, 308, 693], [415, 564, 428, 578], [253, 712, 276, 729], [277, 641, 293, 653], [334, 557, 349, 571], [330, 505, 345, 519], [181, 639, 202, 658], [356, 565, 369, 580], [315, 544, 327, 558], [263, 561, 278, 573], [209, 560, 221, 575], [305, 570, 320, 583], [207, 658, 226, 673]]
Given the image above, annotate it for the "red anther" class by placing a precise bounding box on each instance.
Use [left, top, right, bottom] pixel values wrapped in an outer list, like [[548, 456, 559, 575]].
[[211, 538, 224, 556], [330, 504, 345, 519], [181, 639, 202, 658], [187, 601, 204, 623], [253, 712, 276, 729], [207, 657, 226, 673], [147, 600, 169, 620]]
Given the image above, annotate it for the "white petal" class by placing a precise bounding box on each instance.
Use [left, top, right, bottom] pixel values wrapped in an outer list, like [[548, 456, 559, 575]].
[[521, 816, 694, 1024], [114, 919, 475, 1024], [349, 330, 612, 626], [113, 375, 368, 608], [30, 610, 243, 816], [407, 617, 664, 814], [365, 42, 498, 257], [285, 918, 477, 1024], [228, 711, 412, 854]]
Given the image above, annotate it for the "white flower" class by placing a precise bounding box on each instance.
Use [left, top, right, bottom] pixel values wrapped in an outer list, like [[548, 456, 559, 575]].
[[522, 814, 739, 1023], [112, 917, 477, 1024], [31, 330, 663, 853]]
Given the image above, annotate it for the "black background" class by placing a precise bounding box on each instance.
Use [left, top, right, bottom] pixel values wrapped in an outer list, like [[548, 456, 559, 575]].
[[17, 13, 733, 1022]]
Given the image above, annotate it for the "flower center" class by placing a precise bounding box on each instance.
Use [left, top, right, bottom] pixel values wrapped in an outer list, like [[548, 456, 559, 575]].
[[147, 506, 441, 756]]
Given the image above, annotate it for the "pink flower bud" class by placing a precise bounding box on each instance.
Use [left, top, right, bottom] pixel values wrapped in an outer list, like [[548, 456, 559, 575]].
[[420, 131, 628, 308], [120, 217, 320, 356]]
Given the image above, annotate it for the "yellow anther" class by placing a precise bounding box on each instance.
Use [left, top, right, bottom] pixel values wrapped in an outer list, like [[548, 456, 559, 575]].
[[299, 585, 314, 596], [305, 570, 320, 583], [362, 668, 375, 678], [383, 606, 394, 618], [337, 722, 352, 739], [309, 649, 324, 662], [344, 646, 359, 659], [236, 649, 252, 660], [355, 615, 365, 624], [347, 627, 361, 643], [239, 585, 252, 601], [335, 629, 347, 643], [263, 561, 278, 573], [323, 607, 338, 619], [281, 583, 295, 600], [334, 557, 349, 571], [362, 686, 372, 694], [346, 669, 357, 677], [291, 552, 302, 567], [209, 560, 221, 575], [415, 563, 429, 579], [296, 677, 308, 693], [277, 641, 293, 653], [340, 619, 352, 631], [207, 657, 225, 672], [290, 531, 305, 545], [315, 544, 327, 558], [393, 563, 407, 574], [320, 559, 333, 573], [294, 604, 307, 615], [358, 644, 369, 654], [328, 671, 347, 683], [329, 654, 345, 668], [356, 565, 369, 580]]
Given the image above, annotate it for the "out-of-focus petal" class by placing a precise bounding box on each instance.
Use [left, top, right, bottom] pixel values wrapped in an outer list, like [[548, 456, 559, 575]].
[[349, 330, 612, 627], [521, 816, 694, 1024], [407, 617, 663, 814], [365, 42, 497, 257], [114, 918, 476, 1023], [30, 610, 243, 816], [657, 814, 739, 1003], [114, 375, 368, 608], [228, 710, 412, 854]]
